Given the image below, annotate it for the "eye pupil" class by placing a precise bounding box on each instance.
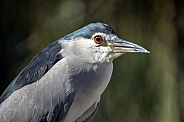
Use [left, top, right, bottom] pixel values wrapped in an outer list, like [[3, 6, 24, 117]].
[[94, 36, 103, 44]]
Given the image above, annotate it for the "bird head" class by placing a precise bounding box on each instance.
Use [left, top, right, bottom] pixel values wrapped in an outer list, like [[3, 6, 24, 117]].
[[61, 22, 149, 63]]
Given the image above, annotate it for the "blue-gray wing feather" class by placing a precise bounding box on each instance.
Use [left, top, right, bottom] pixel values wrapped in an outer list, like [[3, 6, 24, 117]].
[[0, 40, 75, 122], [0, 41, 63, 104]]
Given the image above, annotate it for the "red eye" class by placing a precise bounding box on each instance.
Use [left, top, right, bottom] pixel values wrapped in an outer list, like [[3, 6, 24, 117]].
[[94, 36, 103, 44]]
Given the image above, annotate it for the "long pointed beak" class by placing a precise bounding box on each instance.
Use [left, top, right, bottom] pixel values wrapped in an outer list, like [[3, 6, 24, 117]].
[[110, 38, 150, 53]]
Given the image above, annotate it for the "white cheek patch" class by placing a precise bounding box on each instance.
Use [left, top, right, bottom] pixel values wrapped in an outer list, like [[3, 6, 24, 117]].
[[99, 46, 112, 53], [73, 37, 98, 50], [93, 46, 114, 63]]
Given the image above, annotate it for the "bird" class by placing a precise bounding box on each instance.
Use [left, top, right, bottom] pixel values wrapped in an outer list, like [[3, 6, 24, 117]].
[[0, 22, 149, 122]]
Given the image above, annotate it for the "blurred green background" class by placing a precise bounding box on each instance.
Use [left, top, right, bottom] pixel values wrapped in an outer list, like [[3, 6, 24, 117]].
[[0, 0, 184, 122]]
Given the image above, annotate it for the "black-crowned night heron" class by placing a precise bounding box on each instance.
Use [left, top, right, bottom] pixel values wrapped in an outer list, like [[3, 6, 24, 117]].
[[0, 22, 149, 122]]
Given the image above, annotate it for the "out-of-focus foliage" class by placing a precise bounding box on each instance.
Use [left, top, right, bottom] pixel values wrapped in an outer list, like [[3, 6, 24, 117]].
[[0, 0, 184, 122]]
